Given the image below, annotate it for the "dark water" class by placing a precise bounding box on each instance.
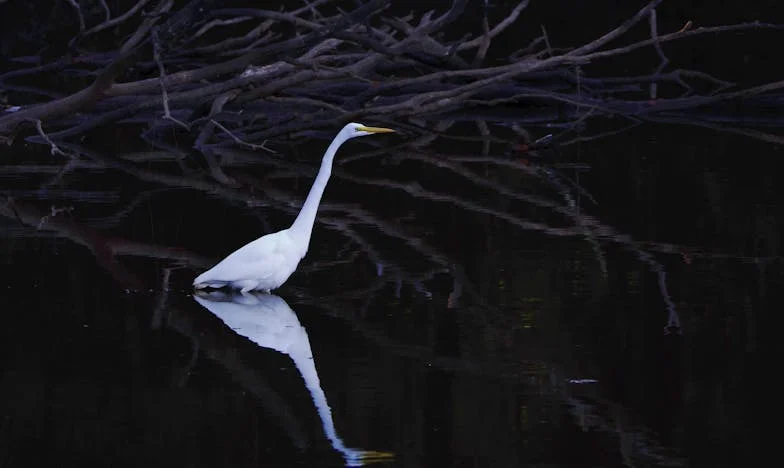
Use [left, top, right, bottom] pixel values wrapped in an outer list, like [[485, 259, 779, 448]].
[[1, 119, 778, 467]]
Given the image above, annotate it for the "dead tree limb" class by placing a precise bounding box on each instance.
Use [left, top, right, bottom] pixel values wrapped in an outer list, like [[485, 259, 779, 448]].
[[2, 0, 780, 151]]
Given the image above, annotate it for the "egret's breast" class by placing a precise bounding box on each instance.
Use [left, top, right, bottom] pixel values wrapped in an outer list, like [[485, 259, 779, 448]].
[[270, 251, 302, 289]]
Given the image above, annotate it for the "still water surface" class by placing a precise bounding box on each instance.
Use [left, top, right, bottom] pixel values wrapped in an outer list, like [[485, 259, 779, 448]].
[[0, 122, 777, 467]]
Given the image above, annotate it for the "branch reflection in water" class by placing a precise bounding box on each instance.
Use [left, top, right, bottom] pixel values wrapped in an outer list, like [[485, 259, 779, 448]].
[[192, 290, 394, 467]]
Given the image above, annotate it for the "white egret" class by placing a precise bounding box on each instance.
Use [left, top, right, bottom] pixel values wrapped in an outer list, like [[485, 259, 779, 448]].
[[193, 122, 395, 293]]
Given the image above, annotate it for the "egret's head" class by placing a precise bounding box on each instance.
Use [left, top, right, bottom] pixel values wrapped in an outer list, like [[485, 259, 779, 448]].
[[344, 122, 396, 138]]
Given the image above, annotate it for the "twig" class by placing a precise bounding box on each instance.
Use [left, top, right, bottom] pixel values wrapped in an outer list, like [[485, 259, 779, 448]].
[[581, 21, 784, 64], [540, 24, 553, 57], [472, 13, 492, 67], [192, 16, 254, 40], [151, 28, 191, 131], [457, 0, 530, 51], [80, 0, 153, 38], [211, 120, 277, 152], [648, 7, 669, 99], [34, 120, 67, 157], [65, 0, 86, 33], [294, 0, 331, 19], [98, 0, 111, 22], [568, 0, 666, 56]]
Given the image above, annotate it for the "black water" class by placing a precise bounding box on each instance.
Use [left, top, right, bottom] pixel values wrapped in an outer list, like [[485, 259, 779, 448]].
[[1, 120, 778, 467]]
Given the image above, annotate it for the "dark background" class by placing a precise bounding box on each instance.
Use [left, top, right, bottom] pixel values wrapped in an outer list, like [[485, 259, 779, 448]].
[[1, 1, 781, 467]]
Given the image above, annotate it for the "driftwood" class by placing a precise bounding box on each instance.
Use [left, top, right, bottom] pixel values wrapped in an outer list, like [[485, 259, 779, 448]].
[[1, 0, 781, 334], [0, 0, 782, 153]]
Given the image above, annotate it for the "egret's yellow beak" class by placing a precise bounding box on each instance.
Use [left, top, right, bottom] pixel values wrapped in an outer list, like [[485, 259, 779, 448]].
[[357, 126, 395, 133]]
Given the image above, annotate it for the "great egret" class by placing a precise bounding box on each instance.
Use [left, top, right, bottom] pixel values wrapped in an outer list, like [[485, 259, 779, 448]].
[[193, 122, 395, 293]]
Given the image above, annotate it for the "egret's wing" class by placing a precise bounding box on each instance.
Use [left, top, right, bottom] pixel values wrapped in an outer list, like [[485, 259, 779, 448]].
[[212, 252, 286, 284], [195, 231, 291, 283]]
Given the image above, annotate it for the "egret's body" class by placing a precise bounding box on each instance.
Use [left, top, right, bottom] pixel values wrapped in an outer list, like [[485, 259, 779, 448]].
[[193, 122, 394, 293], [193, 230, 302, 292]]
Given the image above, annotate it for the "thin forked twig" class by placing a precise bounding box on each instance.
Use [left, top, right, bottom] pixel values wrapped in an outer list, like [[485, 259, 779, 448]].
[[211, 120, 277, 153], [152, 29, 191, 131], [34, 120, 67, 157]]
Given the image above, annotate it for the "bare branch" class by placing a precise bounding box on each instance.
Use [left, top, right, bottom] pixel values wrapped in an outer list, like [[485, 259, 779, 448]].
[[210, 119, 277, 152], [64, 0, 86, 33], [34, 120, 67, 157], [152, 28, 191, 130], [81, 0, 153, 38], [1, 0, 780, 151], [457, 0, 530, 51]]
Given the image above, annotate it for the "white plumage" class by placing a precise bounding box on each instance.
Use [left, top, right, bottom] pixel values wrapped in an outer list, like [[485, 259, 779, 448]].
[[193, 122, 395, 293], [193, 230, 301, 292]]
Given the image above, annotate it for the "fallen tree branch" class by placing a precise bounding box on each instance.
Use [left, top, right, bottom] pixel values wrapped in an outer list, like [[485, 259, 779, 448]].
[[0, 0, 779, 171]]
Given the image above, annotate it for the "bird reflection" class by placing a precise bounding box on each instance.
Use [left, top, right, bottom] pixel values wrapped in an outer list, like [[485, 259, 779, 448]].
[[192, 290, 393, 467]]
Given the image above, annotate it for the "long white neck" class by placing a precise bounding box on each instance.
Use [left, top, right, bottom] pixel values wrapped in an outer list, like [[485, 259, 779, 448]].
[[288, 131, 350, 252]]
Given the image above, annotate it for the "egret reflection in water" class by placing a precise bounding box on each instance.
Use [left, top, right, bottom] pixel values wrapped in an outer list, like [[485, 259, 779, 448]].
[[192, 291, 393, 467]]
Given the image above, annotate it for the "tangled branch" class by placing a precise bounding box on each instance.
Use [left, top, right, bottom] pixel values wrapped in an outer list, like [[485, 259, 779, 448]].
[[0, 0, 780, 152]]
